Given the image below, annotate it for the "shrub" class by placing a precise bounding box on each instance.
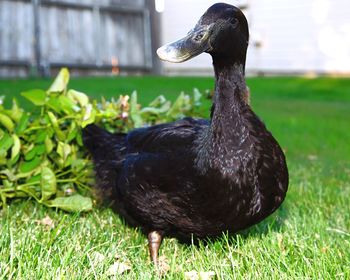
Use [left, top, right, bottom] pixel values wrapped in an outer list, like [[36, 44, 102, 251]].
[[0, 69, 203, 211]]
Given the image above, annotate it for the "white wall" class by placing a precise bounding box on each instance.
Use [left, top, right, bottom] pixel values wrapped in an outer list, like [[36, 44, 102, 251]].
[[159, 0, 350, 75]]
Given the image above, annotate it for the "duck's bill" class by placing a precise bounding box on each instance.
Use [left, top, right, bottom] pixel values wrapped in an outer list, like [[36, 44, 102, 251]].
[[157, 26, 212, 63]]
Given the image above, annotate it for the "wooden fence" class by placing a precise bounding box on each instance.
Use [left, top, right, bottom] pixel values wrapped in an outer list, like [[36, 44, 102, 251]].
[[0, 0, 158, 77]]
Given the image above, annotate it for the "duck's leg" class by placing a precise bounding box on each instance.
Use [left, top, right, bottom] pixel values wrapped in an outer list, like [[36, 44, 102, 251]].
[[148, 231, 163, 264]]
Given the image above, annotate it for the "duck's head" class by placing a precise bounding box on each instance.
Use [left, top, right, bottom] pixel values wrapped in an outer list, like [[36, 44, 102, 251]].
[[157, 3, 249, 66]]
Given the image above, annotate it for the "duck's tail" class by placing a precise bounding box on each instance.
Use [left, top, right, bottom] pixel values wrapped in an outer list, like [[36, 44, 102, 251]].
[[82, 124, 126, 203], [82, 124, 125, 158]]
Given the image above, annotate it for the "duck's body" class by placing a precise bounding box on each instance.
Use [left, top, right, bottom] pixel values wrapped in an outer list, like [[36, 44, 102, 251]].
[[83, 3, 288, 262]]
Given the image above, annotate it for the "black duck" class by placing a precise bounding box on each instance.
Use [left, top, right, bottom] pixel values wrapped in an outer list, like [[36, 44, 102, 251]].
[[83, 3, 288, 264]]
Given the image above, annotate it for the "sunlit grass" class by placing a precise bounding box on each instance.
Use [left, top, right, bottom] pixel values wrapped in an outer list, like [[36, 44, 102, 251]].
[[0, 76, 349, 279]]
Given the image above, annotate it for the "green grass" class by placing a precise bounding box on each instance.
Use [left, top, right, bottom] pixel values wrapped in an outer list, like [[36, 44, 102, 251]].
[[1, 76, 350, 279]]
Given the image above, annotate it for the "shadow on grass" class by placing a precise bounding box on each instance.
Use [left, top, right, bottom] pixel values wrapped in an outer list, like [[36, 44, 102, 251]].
[[193, 204, 290, 248]]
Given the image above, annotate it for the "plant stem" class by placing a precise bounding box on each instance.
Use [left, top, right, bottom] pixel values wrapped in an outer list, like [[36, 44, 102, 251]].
[[24, 125, 47, 133], [56, 170, 73, 178], [57, 179, 76, 183], [59, 116, 78, 122], [16, 182, 39, 188], [16, 187, 41, 203]]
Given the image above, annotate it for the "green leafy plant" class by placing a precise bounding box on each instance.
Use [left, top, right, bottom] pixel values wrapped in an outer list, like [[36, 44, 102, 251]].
[[0, 68, 203, 212]]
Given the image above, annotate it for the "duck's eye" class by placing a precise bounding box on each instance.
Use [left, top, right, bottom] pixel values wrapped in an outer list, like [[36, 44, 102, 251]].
[[193, 32, 205, 42], [231, 18, 239, 27]]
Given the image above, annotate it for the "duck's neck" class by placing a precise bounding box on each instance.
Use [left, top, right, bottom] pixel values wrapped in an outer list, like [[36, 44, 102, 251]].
[[195, 61, 250, 174], [210, 62, 247, 139], [195, 61, 249, 174]]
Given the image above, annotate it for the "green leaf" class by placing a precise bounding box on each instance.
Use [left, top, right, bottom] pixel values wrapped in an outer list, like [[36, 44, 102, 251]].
[[47, 111, 65, 141], [2, 179, 13, 188], [129, 91, 143, 128], [141, 101, 171, 115], [15, 113, 29, 134], [57, 142, 71, 161], [47, 68, 70, 93], [46, 97, 62, 113], [0, 133, 14, 152], [0, 149, 7, 165], [76, 132, 83, 146], [0, 192, 6, 207], [166, 92, 191, 120], [148, 95, 167, 107], [71, 159, 87, 173], [58, 95, 77, 114], [24, 145, 37, 161], [81, 104, 96, 128], [10, 134, 21, 161], [47, 111, 59, 128], [26, 174, 41, 184], [44, 136, 54, 154], [8, 153, 20, 166], [25, 144, 46, 160], [5, 99, 23, 123], [35, 130, 47, 143], [19, 156, 42, 173], [47, 194, 93, 212], [0, 113, 15, 132], [67, 89, 89, 107], [40, 167, 57, 201], [0, 169, 16, 182], [21, 89, 46, 106], [193, 88, 202, 107], [67, 122, 77, 142], [36, 144, 46, 155]]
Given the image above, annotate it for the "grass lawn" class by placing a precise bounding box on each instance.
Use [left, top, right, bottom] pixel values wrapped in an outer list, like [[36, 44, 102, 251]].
[[0, 76, 350, 279]]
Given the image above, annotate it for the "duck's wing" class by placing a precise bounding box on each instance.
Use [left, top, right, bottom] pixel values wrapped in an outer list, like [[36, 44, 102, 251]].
[[126, 117, 208, 153], [114, 118, 209, 227]]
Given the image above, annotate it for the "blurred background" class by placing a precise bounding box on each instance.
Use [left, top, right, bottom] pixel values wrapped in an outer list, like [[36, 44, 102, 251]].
[[0, 0, 349, 77]]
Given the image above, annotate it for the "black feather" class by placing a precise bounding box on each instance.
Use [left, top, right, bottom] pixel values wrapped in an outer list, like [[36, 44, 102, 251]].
[[83, 3, 288, 242]]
